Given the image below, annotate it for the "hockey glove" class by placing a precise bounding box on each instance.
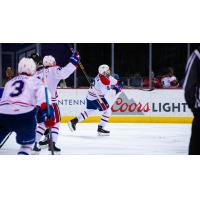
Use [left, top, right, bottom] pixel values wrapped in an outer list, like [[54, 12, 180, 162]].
[[69, 52, 81, 67], [45, 118, 56, 129], [112, 80, 124, 94], [36, 106, 47, 123], [117, 80, 124, 89], [41, 103, 56, 128], [113, 86, 121, 94], [37, 103, 55, 128]]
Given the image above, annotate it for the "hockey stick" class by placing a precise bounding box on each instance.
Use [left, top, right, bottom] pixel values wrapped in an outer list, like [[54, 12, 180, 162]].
[[68, 44, 107, 110], [0, 132, 12, 149], [136, 87, 155, 91], [43, 69, 54, 155]]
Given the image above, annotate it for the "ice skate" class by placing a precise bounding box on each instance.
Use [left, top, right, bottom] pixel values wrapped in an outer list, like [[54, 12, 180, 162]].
[[33, 142, 41, 152], [48, 142, 61, 152], [39, 137, 48, 146], [68, 118, 78, 132], [97, 126, 110, 136]]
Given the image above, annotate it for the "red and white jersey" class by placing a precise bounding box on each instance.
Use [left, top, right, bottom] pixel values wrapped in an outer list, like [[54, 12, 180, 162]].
[[35, 63, 76, 103], [0, 75, 51, 114], [87, 74, 118, 100], [161, 76, 178, 88]]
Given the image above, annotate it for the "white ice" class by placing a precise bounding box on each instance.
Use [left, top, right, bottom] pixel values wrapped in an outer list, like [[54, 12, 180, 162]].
[[0, 123, 191, 155]]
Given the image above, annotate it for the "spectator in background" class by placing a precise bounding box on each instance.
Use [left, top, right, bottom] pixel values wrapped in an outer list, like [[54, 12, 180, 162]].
[[130, 73, 143, 87], [143, 71, 161, 88], [161, 67, 179, 88], [4, 67, 14, 86]]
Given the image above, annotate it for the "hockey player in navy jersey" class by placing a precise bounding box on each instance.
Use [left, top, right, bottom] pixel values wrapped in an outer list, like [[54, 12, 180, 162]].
[[33, 52, 81, 152], [68, 64, 124, 136], [0, 58, 55, 155]]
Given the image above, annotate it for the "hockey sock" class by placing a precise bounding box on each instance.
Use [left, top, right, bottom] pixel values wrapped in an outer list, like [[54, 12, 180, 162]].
[[77, 109, 96, 122], [35, 124, 46, 142], [18, 145, 32, 155], [99, 109, 111, 127], [51, 126, 59, 142], [99, 115, 110, 127], [77, 111, 90, 122]]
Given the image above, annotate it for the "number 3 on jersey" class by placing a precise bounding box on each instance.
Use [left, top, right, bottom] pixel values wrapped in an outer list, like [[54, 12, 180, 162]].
[[10, 80, 25, 97]]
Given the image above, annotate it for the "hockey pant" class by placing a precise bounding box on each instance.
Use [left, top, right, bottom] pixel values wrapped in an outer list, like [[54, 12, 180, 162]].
[[35, 103, 60, 143], [77, 98, 111, 127], [0, 109, 36, 155]]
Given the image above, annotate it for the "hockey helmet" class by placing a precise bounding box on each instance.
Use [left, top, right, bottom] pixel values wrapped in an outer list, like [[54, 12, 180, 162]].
[[43, 55, 56, 67], [98, 64, 111, 77], [18, 58, 36, 76]]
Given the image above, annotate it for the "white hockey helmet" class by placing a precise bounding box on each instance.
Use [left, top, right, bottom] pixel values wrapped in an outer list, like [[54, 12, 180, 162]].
[[43, 55, 56, 67], [18, 58, 36, 76], [98, 64, 111, 77]]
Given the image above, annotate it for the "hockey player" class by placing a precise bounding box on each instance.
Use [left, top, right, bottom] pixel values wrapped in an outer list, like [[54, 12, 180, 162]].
[[68, 64, 124, 136], [29, 52, 43, 67], [161, 67, 179, 88], [29, 53, 51, 144], [0, 58, 55, 155], [33, 52, 81, 152]]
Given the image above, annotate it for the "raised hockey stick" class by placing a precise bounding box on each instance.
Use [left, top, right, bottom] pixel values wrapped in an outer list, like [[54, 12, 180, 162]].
[[43, 69, 54, 155], [0, 132, 12, 149], [68, 44, 107, 110]]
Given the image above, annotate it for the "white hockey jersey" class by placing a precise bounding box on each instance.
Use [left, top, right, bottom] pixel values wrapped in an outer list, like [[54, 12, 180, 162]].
[[35, 63, 76, 103], [0, 75, 51, 114], [87, 74, 118, 101], [161, 76, 178, 88]]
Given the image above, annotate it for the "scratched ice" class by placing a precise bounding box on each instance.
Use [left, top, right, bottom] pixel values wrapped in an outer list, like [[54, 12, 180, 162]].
[[0, 123, 191, 155]]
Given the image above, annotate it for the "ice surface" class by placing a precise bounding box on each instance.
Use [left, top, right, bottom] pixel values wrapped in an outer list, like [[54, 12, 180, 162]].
[[0, 123, 191, 155]]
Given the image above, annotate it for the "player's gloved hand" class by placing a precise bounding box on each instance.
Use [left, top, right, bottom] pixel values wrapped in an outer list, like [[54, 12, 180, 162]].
[[40, 103, 56, 128], [113, 86, 121, 94], [36, 106, 47, 123], [37, 103, 55, 127], [69, 52, 81, 67], [40, 103, 54, 119], [117, 80, 124, 89], [45, 118, 55, 129], [36, 103, 54, 123]]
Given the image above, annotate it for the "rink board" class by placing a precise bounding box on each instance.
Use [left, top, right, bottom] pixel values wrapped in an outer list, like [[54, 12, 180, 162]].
[[61, 116, 192, 123], [57, 89, 193, 123], [0, 88, 193, 123]]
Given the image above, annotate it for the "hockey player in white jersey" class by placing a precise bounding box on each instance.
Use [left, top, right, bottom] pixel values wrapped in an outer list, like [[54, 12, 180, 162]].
[[161, 67, 179, 88], [33, 52, 81, 151], [68, 64, 124, 136], [0, 58, 55, 155]]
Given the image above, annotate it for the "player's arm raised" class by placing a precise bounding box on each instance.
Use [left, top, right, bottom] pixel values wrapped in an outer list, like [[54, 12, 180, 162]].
[[55, 52, 81, 80]]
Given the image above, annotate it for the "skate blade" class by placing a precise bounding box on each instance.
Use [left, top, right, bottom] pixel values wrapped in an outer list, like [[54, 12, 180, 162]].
[[67, 122, 75, 132], [48, 151, 61, 155], [31, 151, 41, 155], [40, 145, 48, 149], [97, 132, 110, 136]]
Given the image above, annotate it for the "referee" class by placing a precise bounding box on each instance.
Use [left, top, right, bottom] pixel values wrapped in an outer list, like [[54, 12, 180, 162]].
[[183, 48, 200, 155]]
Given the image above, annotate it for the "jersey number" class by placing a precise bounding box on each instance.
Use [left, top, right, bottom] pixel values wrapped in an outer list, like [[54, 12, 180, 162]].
[[10, 80, 25, 97]]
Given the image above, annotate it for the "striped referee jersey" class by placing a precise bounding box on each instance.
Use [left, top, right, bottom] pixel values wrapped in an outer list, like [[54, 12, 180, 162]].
[[183, 48, 200, 110]]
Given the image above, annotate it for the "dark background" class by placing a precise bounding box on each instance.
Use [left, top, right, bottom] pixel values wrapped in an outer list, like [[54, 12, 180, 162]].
[[1, 43, 200, 87]]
